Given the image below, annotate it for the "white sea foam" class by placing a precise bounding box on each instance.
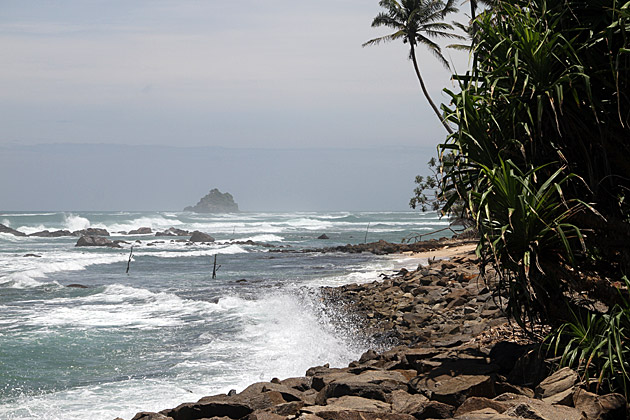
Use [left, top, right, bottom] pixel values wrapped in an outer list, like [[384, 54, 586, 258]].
[[134, 244, 248, 259], [63, 213, 91, 231], [0, 252, 129, 289], [14, 224, 48, 235], [233, 234, 284, 242], [102, 216, 185, 233], [26, 284, 219, 330]]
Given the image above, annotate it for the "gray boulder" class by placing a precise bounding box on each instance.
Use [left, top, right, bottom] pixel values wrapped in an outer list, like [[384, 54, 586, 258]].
[[73, 228, 110, 237], [75, 235, 121, 248], [128, 227, 152, 235], [155, 227, 190, 237], [0, 224, 26, 237], [29, 230, 74, 237], [190, 231, 215, 242]]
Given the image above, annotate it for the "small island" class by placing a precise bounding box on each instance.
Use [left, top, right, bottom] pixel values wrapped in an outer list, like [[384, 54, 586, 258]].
[[184, 188, 239, 213]]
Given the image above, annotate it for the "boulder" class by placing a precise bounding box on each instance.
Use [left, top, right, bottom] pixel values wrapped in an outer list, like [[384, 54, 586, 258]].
[[0, 224, 26, 237], [131, 413, 174, 420], [155, 227, 191, 237], [317, 234, 330, 240], [455, 397, 508, 416], [73, 227, 110, 237], [409, 373, 495, 406], [534, 367, 579, 398], [66, 284, 88, 288], [573, 389, 629, 420], [28, 230, 74, 237], [75, 235, 121, 248], [128, 227, 152, 235], [494, 393, 584, 420], [390, 390, 429, 416], [301, 396, 391, 415], [189, 231, 215, 243]]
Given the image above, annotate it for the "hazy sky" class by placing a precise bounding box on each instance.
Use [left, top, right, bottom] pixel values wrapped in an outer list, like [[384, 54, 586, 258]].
[[0, 1, 471, 211]]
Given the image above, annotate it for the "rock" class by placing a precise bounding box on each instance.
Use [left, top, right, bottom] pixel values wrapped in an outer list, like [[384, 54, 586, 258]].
[[22, 254, 41, 257], [309, 412, 415, 420], [73, 227, 110, 237], [75, 235, 121, 248], [489, 342, 531, 375], [66, 284, 88, 288], [534, 367, 579, 398], [184, 188, 239, 213], [455, 397, 508, 416], [503, 399, 584, 420], [302, 396, 391, 414], [161, 388, 287, 420], [507, 348, 549, 387], [131, 413, 174, 420], [0, 224, 26, 237], [28, 230, 74, 237], [317, 234, 330, 240], [390, 390, 429, 416], [409, 373, 495, 406], [155, 227, 191, 237], [573, 389, 629, 420], [418, 401, 455, 419], [189, 231, 215, 243], [128, 227, 152, 235], [453, 408, 513, 419]]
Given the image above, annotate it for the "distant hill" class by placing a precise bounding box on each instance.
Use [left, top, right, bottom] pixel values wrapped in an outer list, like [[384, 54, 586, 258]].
[[184, 189, 239, 213]]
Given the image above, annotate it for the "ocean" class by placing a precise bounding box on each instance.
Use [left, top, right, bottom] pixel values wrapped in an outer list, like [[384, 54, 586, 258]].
[[0, 211, 448, 420]]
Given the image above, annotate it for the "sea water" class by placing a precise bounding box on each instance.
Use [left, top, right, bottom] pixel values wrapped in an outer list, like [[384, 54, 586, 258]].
[[0, 211, 448, 420]]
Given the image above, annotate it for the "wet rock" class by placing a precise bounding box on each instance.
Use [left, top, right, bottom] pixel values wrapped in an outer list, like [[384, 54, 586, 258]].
[[28, 230, 74, 237], [23, 253, 41, 257], [155, 227, 191, 237], [129, 227, 152, 235], [73, 227, 110, 237], [66, 284, 88, 288], [75, 235, 121, 248], [317, 234, 329, 240], [0, 224, 26, 237], [189, 231, 215, 243]]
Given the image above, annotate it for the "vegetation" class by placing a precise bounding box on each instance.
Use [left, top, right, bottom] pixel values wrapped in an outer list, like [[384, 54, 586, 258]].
[[363, 0, 464, 134], [398, 0, 630, 396]]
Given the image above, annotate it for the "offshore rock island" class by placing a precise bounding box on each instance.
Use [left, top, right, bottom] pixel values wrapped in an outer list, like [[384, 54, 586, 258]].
[[184, 188, 239, 213]]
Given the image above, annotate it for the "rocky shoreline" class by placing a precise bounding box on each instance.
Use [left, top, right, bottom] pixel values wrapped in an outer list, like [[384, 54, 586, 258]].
[[122, 247, 629, 420]]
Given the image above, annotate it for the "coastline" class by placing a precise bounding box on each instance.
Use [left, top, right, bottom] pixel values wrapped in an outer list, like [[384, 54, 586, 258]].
[[124, 241, 629, 420]]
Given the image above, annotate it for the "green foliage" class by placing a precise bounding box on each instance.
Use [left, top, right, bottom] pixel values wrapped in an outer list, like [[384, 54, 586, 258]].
[[470, 159, 589, 326], [430, 0, 630, 332], [546, 277, 630, 397]]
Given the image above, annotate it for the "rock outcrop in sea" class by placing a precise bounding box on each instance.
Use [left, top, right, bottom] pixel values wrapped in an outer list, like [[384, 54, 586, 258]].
[[184, 189, 239, 213]]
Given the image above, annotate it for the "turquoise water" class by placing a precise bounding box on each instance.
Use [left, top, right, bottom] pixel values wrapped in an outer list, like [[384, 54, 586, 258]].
[[0, 211, 447, 419]]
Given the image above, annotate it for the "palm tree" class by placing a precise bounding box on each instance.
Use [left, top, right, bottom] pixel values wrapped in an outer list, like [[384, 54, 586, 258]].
[[363, 0, 463, 134]]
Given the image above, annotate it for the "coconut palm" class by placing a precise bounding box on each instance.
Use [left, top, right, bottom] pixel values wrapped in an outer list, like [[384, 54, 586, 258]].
[[363, 0, 463, 134]]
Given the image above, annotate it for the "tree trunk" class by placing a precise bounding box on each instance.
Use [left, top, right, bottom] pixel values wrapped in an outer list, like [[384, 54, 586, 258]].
[[410, 44, 453, 135]]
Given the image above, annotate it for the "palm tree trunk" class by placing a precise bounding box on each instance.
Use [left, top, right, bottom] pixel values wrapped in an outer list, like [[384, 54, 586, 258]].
[[410, 44, 453, 135]]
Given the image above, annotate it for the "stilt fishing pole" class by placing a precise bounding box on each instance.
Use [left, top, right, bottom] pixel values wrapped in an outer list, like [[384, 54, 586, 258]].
[[126, 245, 134, 274]]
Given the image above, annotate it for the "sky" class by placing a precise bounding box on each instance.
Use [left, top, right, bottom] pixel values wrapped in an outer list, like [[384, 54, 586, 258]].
[[0, 1, 471, 211]]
